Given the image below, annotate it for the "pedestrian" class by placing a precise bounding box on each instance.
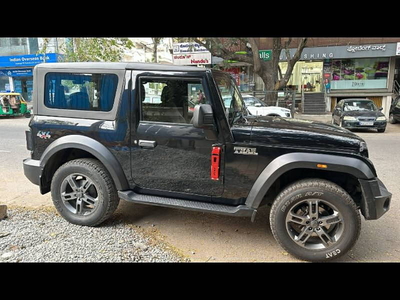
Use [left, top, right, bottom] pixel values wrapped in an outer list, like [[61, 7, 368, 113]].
[[324, 79, 331, 93], [197, 89, 205, 104]]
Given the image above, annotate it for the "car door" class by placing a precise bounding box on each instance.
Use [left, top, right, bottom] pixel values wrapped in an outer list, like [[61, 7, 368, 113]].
[[130, 71, 224, 198]]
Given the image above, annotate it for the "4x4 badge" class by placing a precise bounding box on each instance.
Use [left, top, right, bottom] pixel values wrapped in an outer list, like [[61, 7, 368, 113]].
[[37, 131, 51, 139], [234, 147, 258, 156]]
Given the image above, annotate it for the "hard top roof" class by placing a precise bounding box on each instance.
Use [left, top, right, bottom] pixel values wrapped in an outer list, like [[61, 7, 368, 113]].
[[35, 62, 209, 72]]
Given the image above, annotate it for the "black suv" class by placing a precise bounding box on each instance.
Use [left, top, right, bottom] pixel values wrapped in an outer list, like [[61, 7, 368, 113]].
[[23, 62, 392, 261]]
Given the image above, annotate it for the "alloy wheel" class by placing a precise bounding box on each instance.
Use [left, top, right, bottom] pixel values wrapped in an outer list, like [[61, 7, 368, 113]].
[[285, 199, 344, 250], [60, 173, 99, 216]]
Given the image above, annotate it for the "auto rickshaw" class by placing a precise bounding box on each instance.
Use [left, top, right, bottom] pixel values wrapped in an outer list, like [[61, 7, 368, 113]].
[[0, 92, 31, 117]]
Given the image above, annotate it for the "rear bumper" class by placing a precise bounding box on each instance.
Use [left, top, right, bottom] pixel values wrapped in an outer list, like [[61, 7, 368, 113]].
[[23, 158, 41, 186], [359, 177, 391, 220]]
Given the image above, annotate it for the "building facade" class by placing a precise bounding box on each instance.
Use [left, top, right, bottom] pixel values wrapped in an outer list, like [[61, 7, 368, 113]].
[[244, 38, 400, 116], [276, 42, 399, 116], [0, 38, 61, 101]]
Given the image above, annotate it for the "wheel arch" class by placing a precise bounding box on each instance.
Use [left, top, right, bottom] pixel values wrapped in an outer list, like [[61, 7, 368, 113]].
[[245, 152, 375, 209], [39, 135, 129, 194]]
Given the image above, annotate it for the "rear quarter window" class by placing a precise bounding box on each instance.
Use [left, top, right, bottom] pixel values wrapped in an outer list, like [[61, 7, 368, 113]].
[[44, 72, 118, 111]]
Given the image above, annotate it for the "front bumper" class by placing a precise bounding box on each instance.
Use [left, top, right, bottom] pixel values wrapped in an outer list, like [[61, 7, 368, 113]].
[[23, 158, 41, 186], [342, 120, 386, 130], [359, 177, 391, 220]]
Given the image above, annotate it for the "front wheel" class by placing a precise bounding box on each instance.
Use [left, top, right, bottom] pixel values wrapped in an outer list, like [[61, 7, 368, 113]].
[[51, 158, 120, 226], [270, 179, 361, 261]]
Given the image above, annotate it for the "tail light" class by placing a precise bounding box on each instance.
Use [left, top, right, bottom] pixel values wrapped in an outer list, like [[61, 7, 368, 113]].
[[211, 146, 221, 180]]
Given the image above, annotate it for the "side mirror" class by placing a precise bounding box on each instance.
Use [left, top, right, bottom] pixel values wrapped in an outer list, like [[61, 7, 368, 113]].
[[379, 107, 383, 111], [254, 103, 262, 107], [193, 104, 214, 129]]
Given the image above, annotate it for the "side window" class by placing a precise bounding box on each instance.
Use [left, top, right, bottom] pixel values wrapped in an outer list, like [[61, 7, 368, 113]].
[[139, 77, 208, 124], [44, 72, 118, 111]]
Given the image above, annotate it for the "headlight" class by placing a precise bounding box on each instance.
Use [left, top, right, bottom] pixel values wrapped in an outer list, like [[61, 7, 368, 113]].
[[343, 116, 357, 121], [376, 116, 386, 121]]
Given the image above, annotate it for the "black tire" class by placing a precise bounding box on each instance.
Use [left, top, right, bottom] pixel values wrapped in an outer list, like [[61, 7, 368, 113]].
[[377, 128, 386, 133], [270, 179, 361, 261], [51, 158, 120, 226]]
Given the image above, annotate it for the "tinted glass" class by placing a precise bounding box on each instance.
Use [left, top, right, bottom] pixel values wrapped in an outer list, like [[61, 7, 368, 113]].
[[45, 72, 118, 111], [213, 71, 248, 125], [140, 77, 207, 124], [343, 100, 377, 112]]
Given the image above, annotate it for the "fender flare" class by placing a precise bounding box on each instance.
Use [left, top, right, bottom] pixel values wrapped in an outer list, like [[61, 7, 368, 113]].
[[245, 152, 375, 209], [40, 135, 129, 191]]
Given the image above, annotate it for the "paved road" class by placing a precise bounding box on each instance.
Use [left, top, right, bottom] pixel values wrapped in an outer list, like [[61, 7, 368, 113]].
[[1, 116, 399, 262]]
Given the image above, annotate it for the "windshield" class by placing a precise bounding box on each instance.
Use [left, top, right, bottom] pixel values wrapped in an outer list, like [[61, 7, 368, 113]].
[[343, 100, 377, 112], [243, 96, 266, 107], [212, 71, 248, 125]]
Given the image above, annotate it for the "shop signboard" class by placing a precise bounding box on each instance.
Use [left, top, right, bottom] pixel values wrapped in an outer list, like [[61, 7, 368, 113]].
[[279, 43, 398, 61], [0, 68, 33, 77], [259, 50, 272, 61], [0, 53, 60, 68], [173, 42, 212, 66], [173, 43, 208, 54], [173, 52, 212, 65]]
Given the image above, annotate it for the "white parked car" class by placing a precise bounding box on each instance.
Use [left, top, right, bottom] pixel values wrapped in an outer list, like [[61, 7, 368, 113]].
[[242, 94, 291, 118]]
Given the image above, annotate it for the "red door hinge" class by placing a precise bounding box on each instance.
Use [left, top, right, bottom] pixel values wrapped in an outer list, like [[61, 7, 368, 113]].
[[211, 146, 221, 180]]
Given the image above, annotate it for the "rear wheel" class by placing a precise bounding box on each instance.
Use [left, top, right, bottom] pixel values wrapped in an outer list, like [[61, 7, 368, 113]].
[[51, 158, 120, 226], [270, 179, 361, 261]]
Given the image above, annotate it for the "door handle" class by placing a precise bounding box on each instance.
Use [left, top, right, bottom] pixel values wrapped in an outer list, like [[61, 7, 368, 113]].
[[138, 140, 157, 149]]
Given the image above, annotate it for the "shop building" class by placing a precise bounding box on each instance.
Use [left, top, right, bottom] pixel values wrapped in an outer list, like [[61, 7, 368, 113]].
[[0, 53, 60, 101], [263, 42, 400, 116], [0, 38, 62, 101]]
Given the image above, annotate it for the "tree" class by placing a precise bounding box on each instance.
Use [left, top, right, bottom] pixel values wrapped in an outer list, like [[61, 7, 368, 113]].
[[151, 37, 163, 63], [191, 37, 308, 105], [40, 38, 134, 62]]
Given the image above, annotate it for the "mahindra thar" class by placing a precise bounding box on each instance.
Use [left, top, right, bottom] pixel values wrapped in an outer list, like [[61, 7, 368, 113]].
[[23, 62, 392, 261]]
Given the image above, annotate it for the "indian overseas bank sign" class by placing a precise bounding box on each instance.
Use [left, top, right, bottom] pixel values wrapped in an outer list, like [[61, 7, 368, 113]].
[[0, 53, 61, 69], [0, 68, 33, 77]]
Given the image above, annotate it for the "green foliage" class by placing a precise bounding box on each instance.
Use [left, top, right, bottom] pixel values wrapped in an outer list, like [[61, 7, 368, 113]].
[[64, 38, 134, 62], [41, 38, 134, 62]]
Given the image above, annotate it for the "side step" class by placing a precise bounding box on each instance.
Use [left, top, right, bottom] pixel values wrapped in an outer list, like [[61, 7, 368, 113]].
[[118, 191, 257, 220]]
